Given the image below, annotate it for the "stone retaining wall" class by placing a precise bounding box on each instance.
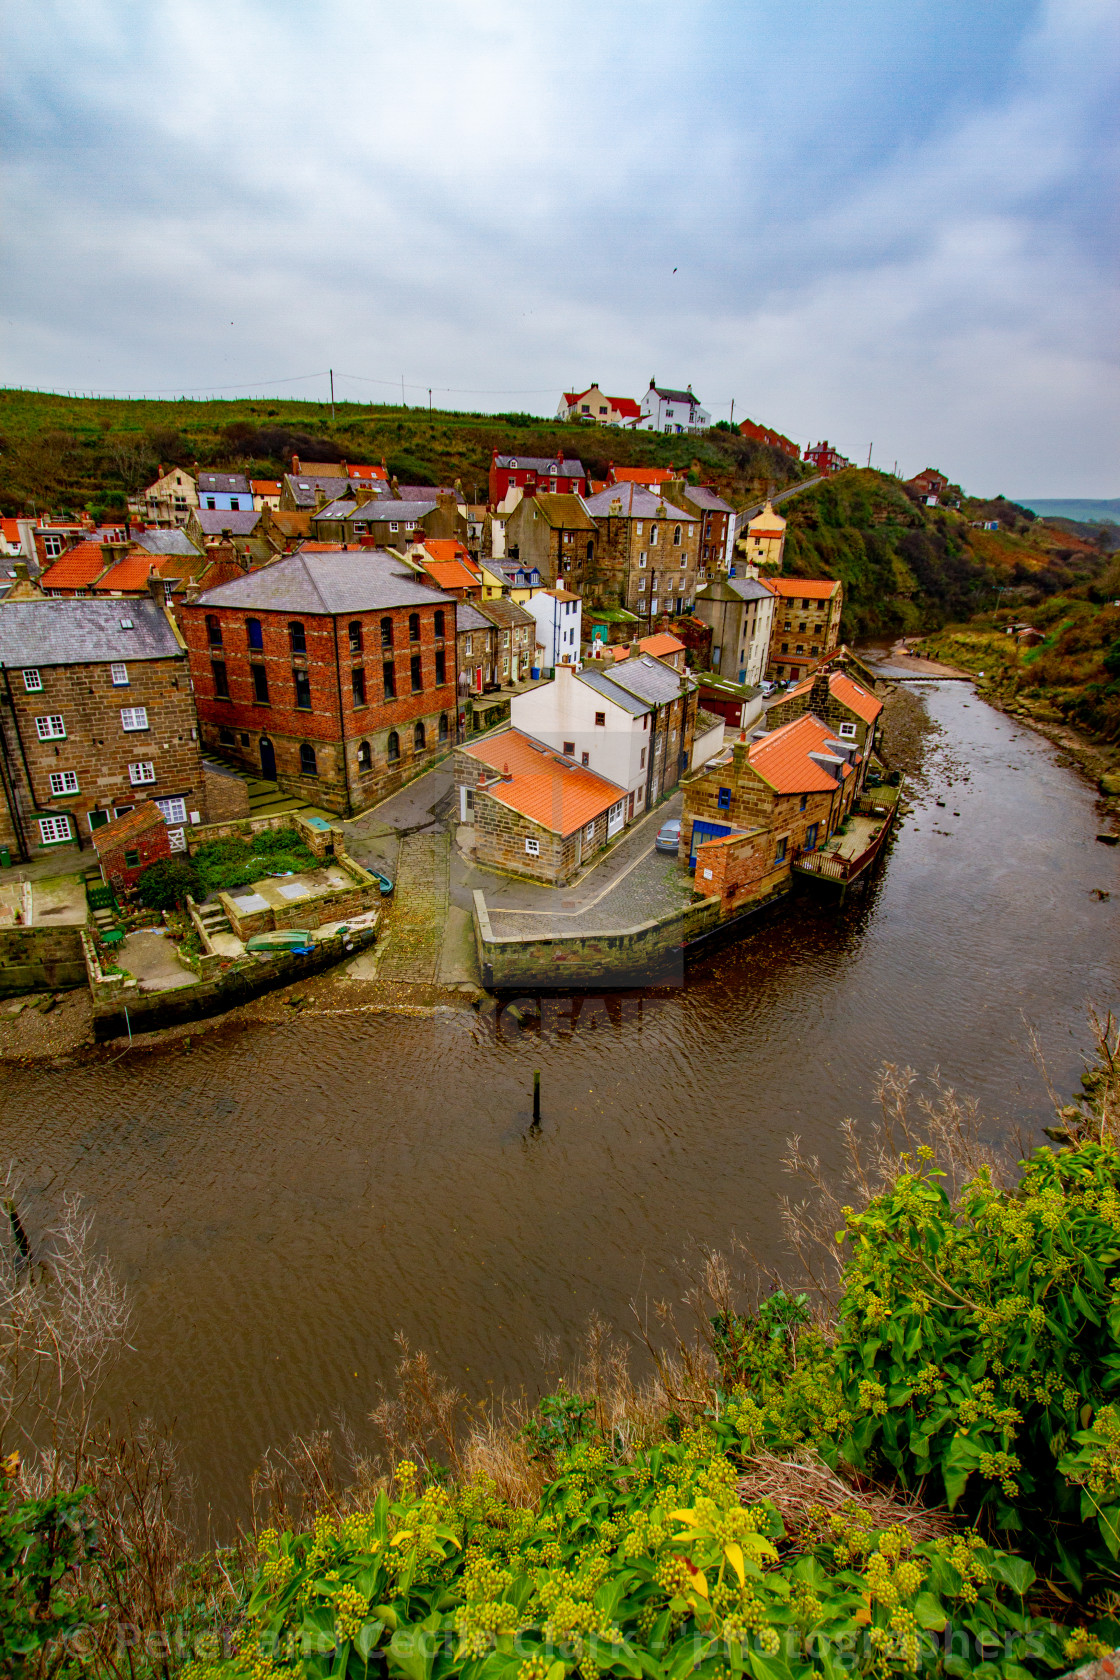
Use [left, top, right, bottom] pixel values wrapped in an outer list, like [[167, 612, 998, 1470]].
[[473, 890, 722, 989], [0, 925, 87, 996], [187, 810, 340, 860]]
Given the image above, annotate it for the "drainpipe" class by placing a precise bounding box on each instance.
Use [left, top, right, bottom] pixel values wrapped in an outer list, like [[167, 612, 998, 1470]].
[[331, 616, 354, 817], [0, 682, 30, 860], [1, 666, 41, 855]]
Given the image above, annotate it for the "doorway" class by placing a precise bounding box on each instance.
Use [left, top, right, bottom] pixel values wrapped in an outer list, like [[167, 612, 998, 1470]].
[[260, 737, 276, 780]]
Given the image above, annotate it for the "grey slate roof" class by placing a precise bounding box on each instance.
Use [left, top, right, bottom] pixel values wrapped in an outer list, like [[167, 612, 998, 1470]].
[[133, 528, 203, 556], [597, 654, 696, 708], [456, 602, 492, 635], [681, 485, 734, 513], [315, 499, 438, 524], [650, 385, 701, 405], [198, 472, 252, 495], [361, 484, 451, 501], [476, 597, 535, 630], [582, 483, 693, 520], [575, 667, 649, 716], [283, 475, 351, 507], [0, 598, 184, 667], [196, 550, 453, 614], [726, 576, 776, 603], [494, 455, 585, 477], [193, 508, 261, 536]]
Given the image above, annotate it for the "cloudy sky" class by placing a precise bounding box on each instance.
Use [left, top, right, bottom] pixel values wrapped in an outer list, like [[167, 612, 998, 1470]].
[[3, 0, 1117, 495]]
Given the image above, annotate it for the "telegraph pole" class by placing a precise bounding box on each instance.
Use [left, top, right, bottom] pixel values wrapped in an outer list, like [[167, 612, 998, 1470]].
[[729, 398, 735, 426], [867, 442, 873, 467], [329, 369, 335, 423]]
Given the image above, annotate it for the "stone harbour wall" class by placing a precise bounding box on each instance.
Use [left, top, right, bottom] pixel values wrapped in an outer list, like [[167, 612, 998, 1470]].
[[473, 889, 722, 988], [0, 924, 87, 996]]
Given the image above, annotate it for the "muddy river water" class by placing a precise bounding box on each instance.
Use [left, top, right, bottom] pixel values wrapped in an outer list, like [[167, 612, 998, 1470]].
[[2, 677, 1118, 1529]]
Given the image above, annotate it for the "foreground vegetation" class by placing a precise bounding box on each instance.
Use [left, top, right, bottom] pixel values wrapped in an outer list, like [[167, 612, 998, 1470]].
[[5, 1024, 1120, 1679]]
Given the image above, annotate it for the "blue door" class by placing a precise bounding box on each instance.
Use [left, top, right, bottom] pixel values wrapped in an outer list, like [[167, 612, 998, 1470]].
[[804, 822, 819, 852]]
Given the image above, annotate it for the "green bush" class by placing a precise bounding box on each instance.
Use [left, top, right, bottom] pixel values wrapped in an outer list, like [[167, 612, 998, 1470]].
[[135, 856, 202, 909], [192, 828, 316, 893]]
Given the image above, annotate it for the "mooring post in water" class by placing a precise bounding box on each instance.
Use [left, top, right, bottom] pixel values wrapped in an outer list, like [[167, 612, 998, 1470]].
[[4, 1200, 31, 1263], [532, 1070, 541, 1127]]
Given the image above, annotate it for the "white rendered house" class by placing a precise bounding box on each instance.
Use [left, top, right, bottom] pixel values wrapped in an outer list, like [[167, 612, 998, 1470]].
[[511, 663, 653, 817], [636, 381, 711, 434]]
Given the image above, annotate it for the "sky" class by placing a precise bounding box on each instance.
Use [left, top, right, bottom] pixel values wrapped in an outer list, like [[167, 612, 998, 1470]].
[[2, 0, 1118, 496]]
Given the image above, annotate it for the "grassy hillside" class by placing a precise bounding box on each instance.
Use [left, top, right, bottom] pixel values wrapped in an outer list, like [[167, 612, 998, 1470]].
[[781, 469, 1113, 643], [0, 390, 805, 518]]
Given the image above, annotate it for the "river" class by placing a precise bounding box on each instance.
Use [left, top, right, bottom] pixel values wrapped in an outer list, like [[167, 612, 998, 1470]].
[[2, 677, 1118, 1528]]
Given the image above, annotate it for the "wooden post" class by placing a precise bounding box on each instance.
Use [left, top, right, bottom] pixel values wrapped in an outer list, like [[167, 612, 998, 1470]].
[[532, 1070, 541, 1126]]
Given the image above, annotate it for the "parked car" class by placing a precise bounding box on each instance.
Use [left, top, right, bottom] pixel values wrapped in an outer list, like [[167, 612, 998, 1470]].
[[655, 818, 681, 855]]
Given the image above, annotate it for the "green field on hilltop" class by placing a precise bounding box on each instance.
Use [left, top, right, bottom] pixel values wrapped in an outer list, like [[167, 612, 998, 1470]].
[[0, 389, 806, 517]]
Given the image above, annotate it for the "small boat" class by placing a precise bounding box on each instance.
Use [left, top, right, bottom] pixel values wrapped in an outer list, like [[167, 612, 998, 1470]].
[[245, 929, 316, 953], [370, 870, 394, 895]]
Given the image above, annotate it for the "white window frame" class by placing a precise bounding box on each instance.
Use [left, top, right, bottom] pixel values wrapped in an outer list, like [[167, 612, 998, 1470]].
[[22, 668, 42, 692], [38, 815, 72, 844], [35, 714, 66, 740], [838, 721, 857, 738], [524, 837, 540, 857], [48, 770, 79, 796], [120, 706, 149, 731], [154, 796, 187, 824], [129, 761, 156, 785], [110, 662, 129, 686], [42, 535, 63, 558], [585, 821, 596, 842]]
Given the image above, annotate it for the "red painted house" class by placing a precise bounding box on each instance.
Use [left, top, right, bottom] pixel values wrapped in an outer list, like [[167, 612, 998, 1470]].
[[738, 420, 800, 460], [92, 803, 172, 893], [489, 451, 587, 506], [803, 441, 851, 475], [179, 549, 458, 816]]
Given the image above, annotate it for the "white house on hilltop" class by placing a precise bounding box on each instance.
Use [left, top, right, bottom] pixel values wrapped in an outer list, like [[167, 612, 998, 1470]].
[[636, 380, 711, 435]]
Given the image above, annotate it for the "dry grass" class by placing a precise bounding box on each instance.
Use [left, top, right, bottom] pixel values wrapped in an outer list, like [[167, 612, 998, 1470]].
[[739, 1448, 953, 1544]]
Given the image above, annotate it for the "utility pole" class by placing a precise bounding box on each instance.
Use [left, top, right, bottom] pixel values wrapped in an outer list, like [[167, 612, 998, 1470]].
[[401, 375, 405, 407], [329, 369, 335, 424], [429, 388, 432, 414], [867, 442, 873, 467], [729, 398, 735, 426]]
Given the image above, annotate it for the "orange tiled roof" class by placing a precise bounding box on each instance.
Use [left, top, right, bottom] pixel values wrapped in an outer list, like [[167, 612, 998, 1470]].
[[609, 465, 673, 484], [39, 542, 108, 591], [464, 728, 623, 837], [785, 670, 882, 725], [347, 464, 388, 479], [1, 519, 21, 544], [748, 712, 855, 795], [421, 559, 479, 592], [251, 479, 282, 494], [767, 576, 840, 599], [421, 538, 476, 567], [92, 555, 156, 593], [298, 541, 347, 551]]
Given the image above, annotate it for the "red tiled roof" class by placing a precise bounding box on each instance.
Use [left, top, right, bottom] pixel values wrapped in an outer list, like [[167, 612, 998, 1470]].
[[611, 397, 641, 418], [421, 538, 476, 568], [39, 542, 108, 591], [464, 728, 623, 837], [91, 802, 166, 853], [609, 465, 673, 484], [1, 519, 22, 544], [421, 560, 479, 592], [748, 712, 855, 795], [251, 479, 282, 494], [347, 464, 387, 479], [767, 576, 840, 599], [92, 555, 156, 593], [785, 670, 882, 725]]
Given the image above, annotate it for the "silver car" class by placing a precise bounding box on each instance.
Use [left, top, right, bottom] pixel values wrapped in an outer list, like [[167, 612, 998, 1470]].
[[655, 817, 681, 854]]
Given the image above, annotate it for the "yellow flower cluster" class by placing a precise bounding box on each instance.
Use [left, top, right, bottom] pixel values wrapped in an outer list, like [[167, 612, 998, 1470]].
[[977, 1448, 1022, 1498], [334, 1583, 369, 1644], [1063, 1628, 1111, 1665], [1067, 1403, 1120, 1501], [932, 1531, 988, 1603]]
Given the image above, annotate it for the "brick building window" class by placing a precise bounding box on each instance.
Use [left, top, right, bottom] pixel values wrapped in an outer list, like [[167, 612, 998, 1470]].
[[464, 635, 473, 657], [357, 741, 372, 772], [35, 714, 66, 740], [525, 837, 540, 856], [348, 620, 363, 654], [251, 664, 269, 703], [410, 655, 422, 693], [247, 618, 264, 650], [434, 610, 445, 639], [352, 667, 366, 705], [49, 771, 79, 796], [294, 670, 312, 710], [438, 712, 449, 742], [124, 849, 140, 868], [212, 661, 230, 699], [799, 795, 808, 812], [380, 617, 393, 649], [110, 663, 129, 685], [299, 743, 317, 776], [717, 787, 731, 810], [383, 661, 396, 698], [414, 721, 426, 751], [129, 762, 156, 785], [673, 525, 681, 545], [206, 614, 222, 646], [387, 730, 400, 763], [219, 728, 235, 745], [405, 612, 420, 643], [435, 649, 446, 685], [38, 815, 72, 845], [288, 621, 306, 655], [839, 721, 857, 738], [22, 669, 42, 691], [775, 836, 788, 863], [120, 706, 149, 731]]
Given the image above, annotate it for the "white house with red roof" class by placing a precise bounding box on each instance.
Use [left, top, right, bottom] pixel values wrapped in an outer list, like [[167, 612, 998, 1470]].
[[556, 385, 641, 427]]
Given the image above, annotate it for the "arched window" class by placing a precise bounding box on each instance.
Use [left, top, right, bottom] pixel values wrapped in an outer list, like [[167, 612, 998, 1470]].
[[438, 712, 449, 742], [434, 609, 445, 639], [288, 621, 306, 654], [414, 720, 426, 751], [246, 616, 263, 650], [673, 524, 682, 546], [408, 612, 420, 642], [348, 620, 363, 654], [380, 616, 393, 649], [299, 742, 317, 775], [357, 740, 372, 772], [206, 614, 222, 647], [650, 524, 659, 545], [387, 730, 400, 763]]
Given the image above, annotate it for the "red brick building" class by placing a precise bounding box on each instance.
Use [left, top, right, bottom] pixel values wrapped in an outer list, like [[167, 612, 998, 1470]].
[[92, 803, 171, 893], [803, 441, 851, 475], [738, 419, 800, 460], [179, 550, 457, 816], [488, 451, 587, 505], [0, 596, 207, 860]]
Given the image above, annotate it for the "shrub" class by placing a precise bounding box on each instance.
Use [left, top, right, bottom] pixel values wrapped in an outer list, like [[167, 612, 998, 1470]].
[[136, 856, 202, 909]]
